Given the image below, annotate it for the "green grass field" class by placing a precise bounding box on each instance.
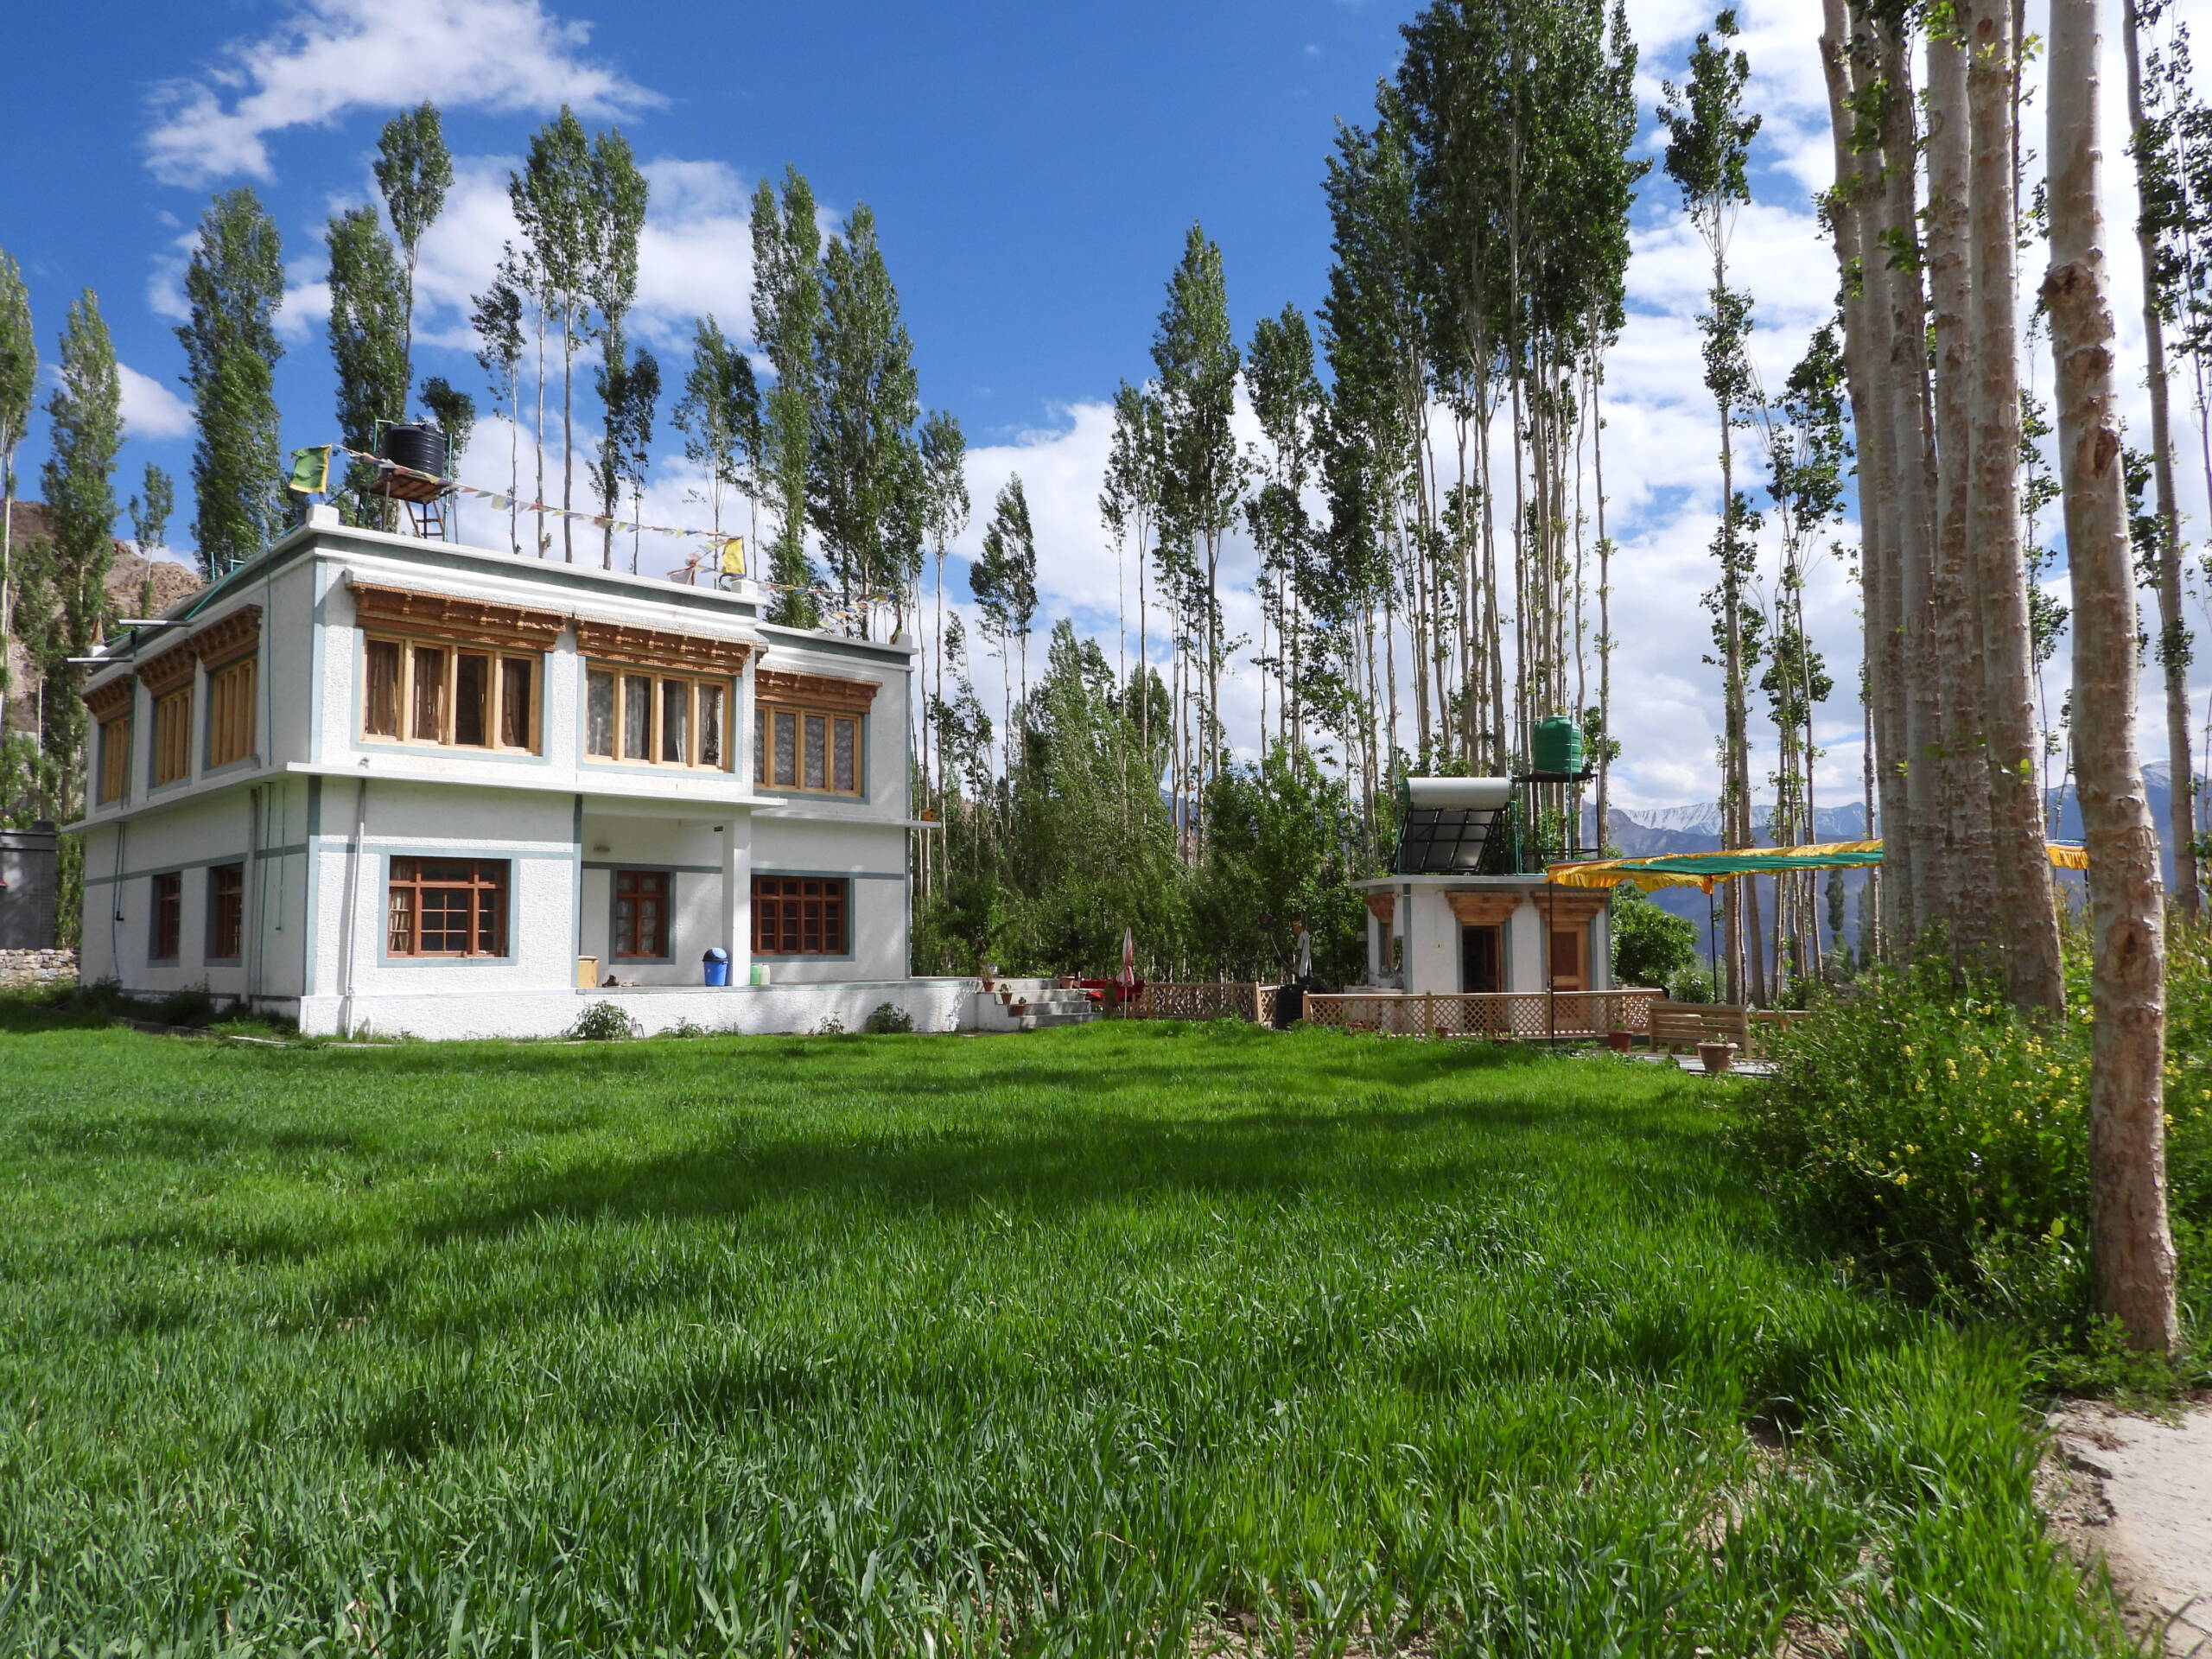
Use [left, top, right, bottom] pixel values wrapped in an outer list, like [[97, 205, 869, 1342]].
[[0, 1017, 2135, 1656]]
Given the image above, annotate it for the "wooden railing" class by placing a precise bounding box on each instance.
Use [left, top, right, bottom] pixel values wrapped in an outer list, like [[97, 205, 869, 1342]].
[[1128, 982, 1278, 1023], [1303, 988, 1663, 1040]]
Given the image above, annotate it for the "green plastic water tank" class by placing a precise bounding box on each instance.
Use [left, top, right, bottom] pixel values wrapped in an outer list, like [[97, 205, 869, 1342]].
[[1531, 715, 1584, 776]]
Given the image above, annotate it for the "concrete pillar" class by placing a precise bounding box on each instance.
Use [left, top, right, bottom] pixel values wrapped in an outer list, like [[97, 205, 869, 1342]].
[[721, 812, 753, 986]]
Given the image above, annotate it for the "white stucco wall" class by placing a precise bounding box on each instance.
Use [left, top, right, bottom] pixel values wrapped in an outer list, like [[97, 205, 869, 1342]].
[[296, 977, 976, 1040]]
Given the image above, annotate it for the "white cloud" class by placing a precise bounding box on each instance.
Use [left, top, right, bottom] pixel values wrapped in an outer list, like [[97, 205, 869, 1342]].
[[117, 363, 194, 442], [144, 0, 660, 187]]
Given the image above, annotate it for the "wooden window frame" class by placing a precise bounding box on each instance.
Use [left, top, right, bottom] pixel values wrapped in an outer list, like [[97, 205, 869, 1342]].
[[359, 632, 541, 755], [150, 686, 193, 788], [610, 868, 673, 960], [149, 871, 183, 962], [207, 862, 245, 962], [582, 663, 732, 772], [97, 712, 131, 804], [752, 702, 864, 797], [384, 857, 511, 959], [751, 874, 850, 957], [205, 655, 257, 769]]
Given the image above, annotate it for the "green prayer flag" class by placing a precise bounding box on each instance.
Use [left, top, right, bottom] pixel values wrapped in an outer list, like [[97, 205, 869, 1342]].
[[286, 446, 332, 495]]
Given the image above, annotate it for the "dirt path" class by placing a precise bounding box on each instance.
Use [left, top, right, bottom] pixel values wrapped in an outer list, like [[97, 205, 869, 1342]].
[[2046, 1402, 2212, 1656]]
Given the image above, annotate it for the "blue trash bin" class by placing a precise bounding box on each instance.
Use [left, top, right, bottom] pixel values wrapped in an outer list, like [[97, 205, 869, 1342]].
[[702, 947, 730, 987]]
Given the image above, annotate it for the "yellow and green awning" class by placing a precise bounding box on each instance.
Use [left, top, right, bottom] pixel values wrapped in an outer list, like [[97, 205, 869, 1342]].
[[1546, 838, 2089, 893]]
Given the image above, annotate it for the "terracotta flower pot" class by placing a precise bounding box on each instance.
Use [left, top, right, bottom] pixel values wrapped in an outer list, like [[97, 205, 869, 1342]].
[[999, 990, 1014, 1005], [1607, 1030, 1635, 1053], [1698, 1041, 1737, 1074], [1014, 999, 1029, 1013]]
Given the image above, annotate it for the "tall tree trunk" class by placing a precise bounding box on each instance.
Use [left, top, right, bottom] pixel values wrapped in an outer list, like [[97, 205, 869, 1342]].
[[1928, 24, 1996, 957], [2121, 0, 2201, 918], [1874, 22, 1944, 947], [2044, 0, 2180, 1355], [1967, 0, 2067, 1010]]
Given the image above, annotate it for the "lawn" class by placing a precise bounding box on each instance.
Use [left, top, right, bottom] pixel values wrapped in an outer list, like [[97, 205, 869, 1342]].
[[0, 1017, 2133, 1656]]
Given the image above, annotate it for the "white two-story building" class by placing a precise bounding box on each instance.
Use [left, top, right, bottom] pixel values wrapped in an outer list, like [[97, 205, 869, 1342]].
[[70, 507, 969, 1038]]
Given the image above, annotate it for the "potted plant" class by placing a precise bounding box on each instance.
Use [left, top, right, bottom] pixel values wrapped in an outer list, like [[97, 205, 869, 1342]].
[[1607, 1030, 1635, 1053], [1013, 996, 1030, 1014], [1697, 1040, 1737, 1074]]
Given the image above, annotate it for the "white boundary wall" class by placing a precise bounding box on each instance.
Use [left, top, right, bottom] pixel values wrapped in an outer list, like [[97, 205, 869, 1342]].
[[297, 977, 979, 1040]]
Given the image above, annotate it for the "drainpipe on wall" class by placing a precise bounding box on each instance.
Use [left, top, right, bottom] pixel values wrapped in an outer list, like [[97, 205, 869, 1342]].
[[336, 779, 367, 1036]]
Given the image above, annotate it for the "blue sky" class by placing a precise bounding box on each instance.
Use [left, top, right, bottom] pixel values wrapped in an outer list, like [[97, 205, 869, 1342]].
[[2, 0, 2199, 806]]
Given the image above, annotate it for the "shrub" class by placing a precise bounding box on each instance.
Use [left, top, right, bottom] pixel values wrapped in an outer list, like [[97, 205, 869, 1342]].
[[1736, 946, 2211, 1368], [664, 1015, 713, 1039], [863, 1001, 914, 1034], [568, 1001, 637, 1042], [151, 984, 220, 1028], [1610, 885, 1698, 988], [812, 1013, 848, 1036], [1667, 963, 1718, 1004]]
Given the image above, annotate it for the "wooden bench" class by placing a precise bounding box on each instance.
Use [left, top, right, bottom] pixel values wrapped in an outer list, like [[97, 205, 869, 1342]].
[[1647, 1001, 1752, 1053]]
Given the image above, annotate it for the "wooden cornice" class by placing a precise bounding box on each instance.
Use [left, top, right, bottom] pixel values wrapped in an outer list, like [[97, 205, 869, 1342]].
[[83, 677, 133, 721], [138, 639, 199, 695], [1445, 891, 1526, 928], [349, 581, 566, 651], [755, 667, 880, 715], [193, 604, 262, 669], [574, 617, 751, 676], [1363, 893, 1395, 925], [1535, 892, 1611, 927]]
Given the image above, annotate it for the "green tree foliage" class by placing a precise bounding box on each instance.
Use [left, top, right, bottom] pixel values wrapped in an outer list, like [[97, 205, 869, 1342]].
[[811, 203, 922, 626], [470, 249, 527, 552], [1244, 303, 1324, 746], [324, 204, 408, 522], [0, 248, 35, 746], [750, 167, 823, 624], [178, 188, 285, 578], [419, 377, 476, 539], [590, 336, 658, 569], [587, 124, 648, 571], [127, 464, 173, 556], [511, 108, 594, 560], [1609, 884, 1698, 988], [373, 100, 453, 381], [1192, 742, 1369, 984], [971, 475, 1039, 741], [36, 289, 121, 914], [673, 315, 760, 540]]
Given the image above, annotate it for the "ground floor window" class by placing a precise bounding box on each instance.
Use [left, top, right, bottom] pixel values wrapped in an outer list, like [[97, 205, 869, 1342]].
[[611, 869, 671, 959], [207, 863, 245, 960], [386, 858, 510, 957], [150, 872, 182, 961], [753, 874, 849, 957]]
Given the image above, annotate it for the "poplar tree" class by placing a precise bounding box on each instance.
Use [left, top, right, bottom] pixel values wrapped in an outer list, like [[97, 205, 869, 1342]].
[[590, 335, 658, 569], [1662, 10, 1763, 1003], [674, 315, 760, 543], [972, 474, 1039, 760], [1151, 223, 1243, 825], [38, 290, 122, 830], [512, 109, 592, 560], [470, 252, 526, 552], [0, 251, 32, 744], [178, 188, 284, 578], [325, 204, 408, 522], [1102, 381, 1164, 773], [2122, 0, 2199, 916], [373, 100, 453, 397], [587, 124, 647, 569], [750, 166, 823, 624], [918, 408, 967, 830], [2045, 0, 2180, 1357], [810, 202, 922, 627], [128, 463, 174, 555]]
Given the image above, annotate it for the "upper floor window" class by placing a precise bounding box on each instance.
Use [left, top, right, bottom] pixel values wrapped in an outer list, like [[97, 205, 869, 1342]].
[[754, 702, 861, 796], [96, 711, 130, 804], [206, 656, 256, 768], [362, 636, 539, 753], [584, 666, 728, 770], [151, 688, 192, 787]]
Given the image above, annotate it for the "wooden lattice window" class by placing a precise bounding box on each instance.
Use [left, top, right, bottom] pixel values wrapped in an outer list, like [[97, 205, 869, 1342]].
[[149, 872, 182, 961], [752, 874, 849, 957], [385, 858, 509, 957], [361, 635, 538, 753], [206, 657, 256, 768], [207, 863, 245, 960], [583, 667, 728, 769], [151, 689, 192, 786], [97, 713, 130, 804], [611, 869, 671, 958], [753, 703, 861, 796]]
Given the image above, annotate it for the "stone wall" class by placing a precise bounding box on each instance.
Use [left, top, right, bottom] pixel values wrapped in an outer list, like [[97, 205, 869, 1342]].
[[0, 948, 77, 989]]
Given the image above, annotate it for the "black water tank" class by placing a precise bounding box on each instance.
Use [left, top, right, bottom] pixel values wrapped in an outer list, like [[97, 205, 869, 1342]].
[[380, 422, 448, 478]]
